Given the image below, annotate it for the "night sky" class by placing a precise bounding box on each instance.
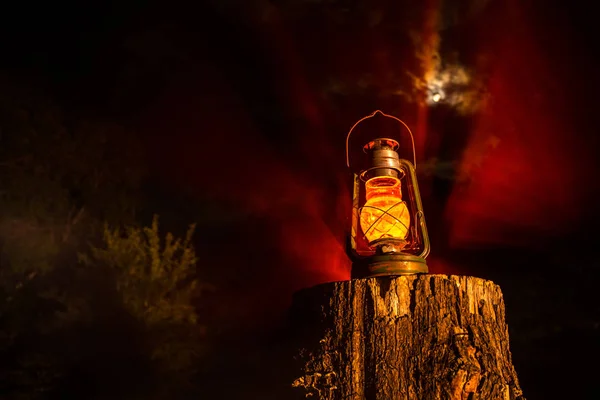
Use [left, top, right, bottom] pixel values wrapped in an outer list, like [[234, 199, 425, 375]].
[[1, 0, 599, 398]]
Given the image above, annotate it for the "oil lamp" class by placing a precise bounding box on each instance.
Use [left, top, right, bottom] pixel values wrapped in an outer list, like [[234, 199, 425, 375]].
[[346, 110, 430, 277]]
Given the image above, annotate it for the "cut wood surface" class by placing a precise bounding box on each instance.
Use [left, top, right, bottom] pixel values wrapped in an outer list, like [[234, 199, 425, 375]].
[[291, 275, 524, 400]]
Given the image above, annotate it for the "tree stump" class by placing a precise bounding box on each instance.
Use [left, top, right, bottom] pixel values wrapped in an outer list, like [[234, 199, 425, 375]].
[[291, 275, 525, 399]]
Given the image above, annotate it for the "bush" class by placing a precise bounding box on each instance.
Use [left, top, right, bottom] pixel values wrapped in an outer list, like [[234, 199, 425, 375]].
[[79, 215, 209, 379]]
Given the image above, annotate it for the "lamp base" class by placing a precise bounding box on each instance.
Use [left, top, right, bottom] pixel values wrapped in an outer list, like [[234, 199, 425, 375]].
[[367, 254, 428, 276]]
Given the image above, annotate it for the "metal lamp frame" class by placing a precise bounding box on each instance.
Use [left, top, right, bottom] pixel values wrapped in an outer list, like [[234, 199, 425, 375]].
[[346, 110, 430, 276]]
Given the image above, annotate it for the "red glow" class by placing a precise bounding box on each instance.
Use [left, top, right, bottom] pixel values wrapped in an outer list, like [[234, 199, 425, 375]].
[[426, 256, 464, 276], [414, 0, 441, 160], [445, 2, 594, 250], [142, 0, 597, 324], [144, 60, 350, 327]]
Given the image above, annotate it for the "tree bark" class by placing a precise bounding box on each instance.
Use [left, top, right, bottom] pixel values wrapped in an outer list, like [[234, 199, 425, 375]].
[[291, 274, 525, 400]]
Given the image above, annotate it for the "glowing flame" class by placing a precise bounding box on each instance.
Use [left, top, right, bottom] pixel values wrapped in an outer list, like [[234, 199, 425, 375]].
[[360, 176, 410, 244]]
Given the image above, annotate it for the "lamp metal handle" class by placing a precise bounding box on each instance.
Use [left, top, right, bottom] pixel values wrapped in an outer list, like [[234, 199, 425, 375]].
[[345, 110, 417, 170]]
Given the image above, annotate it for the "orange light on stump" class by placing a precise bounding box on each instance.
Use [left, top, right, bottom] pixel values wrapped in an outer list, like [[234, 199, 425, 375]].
[[346, 110, 430, 277]]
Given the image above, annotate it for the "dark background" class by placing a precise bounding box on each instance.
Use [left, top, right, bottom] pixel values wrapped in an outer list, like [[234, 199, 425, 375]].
[[1, 0, 599, 398]]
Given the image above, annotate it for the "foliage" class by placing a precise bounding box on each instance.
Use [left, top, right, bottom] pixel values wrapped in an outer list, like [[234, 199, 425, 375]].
[[79, 215, 207, 375], [0, 78, 212, 397], [0, 78, 150, 397]]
